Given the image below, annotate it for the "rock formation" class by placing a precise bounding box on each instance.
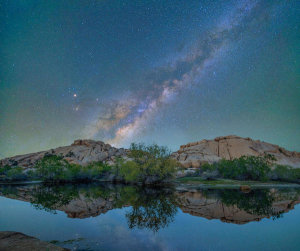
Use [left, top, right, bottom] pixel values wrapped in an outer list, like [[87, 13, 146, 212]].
[[171, 135, 300, 168], [1, 135, 300, 169], [0, 139, 128, 168], [0, 231, 68, 251]]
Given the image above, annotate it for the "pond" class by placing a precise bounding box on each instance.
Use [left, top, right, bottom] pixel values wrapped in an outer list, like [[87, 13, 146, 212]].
[[0, 183, 299, 250]]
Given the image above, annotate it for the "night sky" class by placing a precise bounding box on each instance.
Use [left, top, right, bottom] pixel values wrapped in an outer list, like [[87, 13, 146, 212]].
[[1, 0, 299, 158]]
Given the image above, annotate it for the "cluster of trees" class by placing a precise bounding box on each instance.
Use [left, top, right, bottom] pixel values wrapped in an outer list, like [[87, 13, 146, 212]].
[[0, 143, 179, 185], [30, 155, 112, 183], [0, 165, 26, 181], [193, 154, 300, 183], [114, 143, 178, 184], [1, 145, 300, 184]]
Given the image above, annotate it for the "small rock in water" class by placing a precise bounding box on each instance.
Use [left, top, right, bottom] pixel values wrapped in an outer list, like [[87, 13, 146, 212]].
[[240, 185, 251, 193]]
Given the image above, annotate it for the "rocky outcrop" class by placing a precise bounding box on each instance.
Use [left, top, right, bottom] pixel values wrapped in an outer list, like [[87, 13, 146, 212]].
[[0, 139, 128, 168], [0, 231, 68, 251], [171, 135, 300, 168], [1, 135, 300, 170]]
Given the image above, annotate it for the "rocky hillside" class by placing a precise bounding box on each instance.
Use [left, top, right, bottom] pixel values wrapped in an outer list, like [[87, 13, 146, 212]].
[[0, 139, 128, 169], [172, 135, 300, 168], [1, 135, 300, 169]]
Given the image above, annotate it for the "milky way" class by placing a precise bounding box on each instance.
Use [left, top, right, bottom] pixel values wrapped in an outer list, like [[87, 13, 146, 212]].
[[1, 0, 299, 157], [83, 1, 272, 146]]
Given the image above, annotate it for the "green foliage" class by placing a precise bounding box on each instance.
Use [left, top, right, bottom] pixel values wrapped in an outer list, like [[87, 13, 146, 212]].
[[6, 167, 26, 180], [194, 155, 276, 181], [34, 155, 67, 181], [33, 155, 111, 183], [217, 155, 271, 181], [193, 154, 300, 183], [0, 165, 27, 181], [117, 143, 178, 184], [271, 165, 300, 182], [119, 161, 140, 182], [1, 143, 178, 185], [0, 165, 13, 175]]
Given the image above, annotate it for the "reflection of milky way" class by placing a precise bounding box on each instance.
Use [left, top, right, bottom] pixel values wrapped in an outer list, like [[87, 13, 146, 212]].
[[84, 1, 258, 146]]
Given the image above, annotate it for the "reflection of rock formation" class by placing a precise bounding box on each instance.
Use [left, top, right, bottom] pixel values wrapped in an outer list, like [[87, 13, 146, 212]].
[[0, 185, 121, 219], [0, 184, 177, 232], [176, 189, 300, 224], [60, 196, 117, 218], [0, 185, 300, 225]]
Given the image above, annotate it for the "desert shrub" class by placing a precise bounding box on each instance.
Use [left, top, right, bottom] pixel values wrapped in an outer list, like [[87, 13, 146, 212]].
[[119, 161, 140, 182], [63, 162, 111, 181], [0, 165, 27, 181], [194, 155, 276, 181], [34, 155, 112, 182], [34, 155, 68, 181], [0, 165, 12, 175], [201, 163, 217, 172], [6, 166, 27, 181], [271, 165, 300, 182], [216, 155, 272, 181], [117, 143, 178, 184]]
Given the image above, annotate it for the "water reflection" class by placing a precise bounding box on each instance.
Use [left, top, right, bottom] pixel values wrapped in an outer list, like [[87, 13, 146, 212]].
[[176, 188, 300, 224], [0, 184, 299, 229]]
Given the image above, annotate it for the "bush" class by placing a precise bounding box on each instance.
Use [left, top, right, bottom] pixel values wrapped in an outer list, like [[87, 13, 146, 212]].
[[117, 143, 178, 184], [34, 155, 111, 182], [0, 165, 13, 175], [271, 165, 300, 182], [34, 155, 68, 181], [6, 166, 27, 181], [194, 155, 276, 182], [0, 165, 27, 181], [217, 155, 271, 181]]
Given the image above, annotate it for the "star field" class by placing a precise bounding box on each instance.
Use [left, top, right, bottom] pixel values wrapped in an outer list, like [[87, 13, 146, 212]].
[[0, 0, 299, 158]]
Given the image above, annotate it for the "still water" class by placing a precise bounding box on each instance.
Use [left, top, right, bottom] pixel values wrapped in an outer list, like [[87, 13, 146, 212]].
[[0, 183, 299, 250]]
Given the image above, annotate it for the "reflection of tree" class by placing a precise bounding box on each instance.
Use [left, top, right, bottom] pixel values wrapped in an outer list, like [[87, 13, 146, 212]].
[[0, 184, 178, 231], [30, 185, 78, 213], [217, 189, 283, 218], [126, 188, 178, 232], [2, 184, 299, 227]]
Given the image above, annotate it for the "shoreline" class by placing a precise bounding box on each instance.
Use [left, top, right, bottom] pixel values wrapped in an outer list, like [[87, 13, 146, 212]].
[[1, 178, 300, 189]]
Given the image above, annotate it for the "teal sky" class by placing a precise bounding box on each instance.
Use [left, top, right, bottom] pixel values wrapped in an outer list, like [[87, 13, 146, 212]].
[[0, 0, 299, 158]]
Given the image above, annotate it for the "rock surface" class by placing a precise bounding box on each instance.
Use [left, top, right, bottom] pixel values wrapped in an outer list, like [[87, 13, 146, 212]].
[[0, 231, 68, 251], [0, 139, 128, 168], [1, 135, 300, 169], [171, 135, 300, 168]]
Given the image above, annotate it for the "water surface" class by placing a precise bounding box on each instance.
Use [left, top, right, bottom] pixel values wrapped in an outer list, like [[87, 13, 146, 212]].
[[0, 183, 299, 250]]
